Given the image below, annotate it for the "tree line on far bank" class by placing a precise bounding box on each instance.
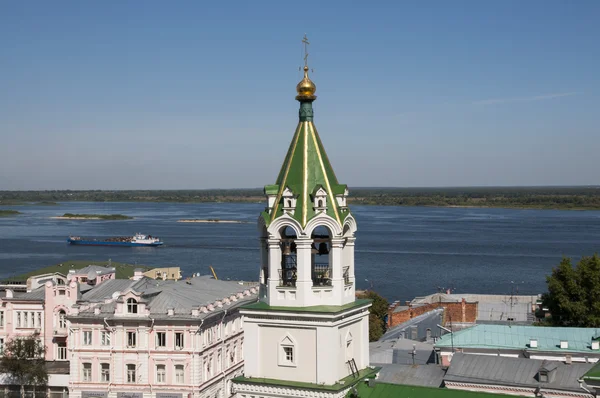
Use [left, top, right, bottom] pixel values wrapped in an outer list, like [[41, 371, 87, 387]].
[[1, 186, 600, 210]]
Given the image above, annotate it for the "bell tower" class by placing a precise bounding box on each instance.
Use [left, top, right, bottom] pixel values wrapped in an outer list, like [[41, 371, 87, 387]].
[[233, 36, 374, 398]]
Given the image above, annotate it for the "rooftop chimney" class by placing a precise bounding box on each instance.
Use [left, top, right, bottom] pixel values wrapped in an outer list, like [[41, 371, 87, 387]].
[[593, 339, 600, 350], [132, 268, 144, 281], [560, 340, 569, 349], [530, 339, 538, 348]]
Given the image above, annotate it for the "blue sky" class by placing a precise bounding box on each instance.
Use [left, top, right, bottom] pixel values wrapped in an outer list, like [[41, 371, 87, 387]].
[[0, 1, 598, 190]]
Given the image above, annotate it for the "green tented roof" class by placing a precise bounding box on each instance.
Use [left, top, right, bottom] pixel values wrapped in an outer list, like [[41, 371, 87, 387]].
[[266, 119, 350, 228]]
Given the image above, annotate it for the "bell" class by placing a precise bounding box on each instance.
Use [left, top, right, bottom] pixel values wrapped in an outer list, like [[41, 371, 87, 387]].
[[318, 242, 329, 255]]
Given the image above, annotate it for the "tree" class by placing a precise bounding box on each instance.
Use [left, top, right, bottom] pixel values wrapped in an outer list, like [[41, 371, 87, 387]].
[[542, 254, 600, 327], [357, 290, 389, 341], [0, 332, 47, 398]]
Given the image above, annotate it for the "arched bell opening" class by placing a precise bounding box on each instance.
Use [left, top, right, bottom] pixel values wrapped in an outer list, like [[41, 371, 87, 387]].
[[279, 226, 298, 287], [311, 225, 331, 286]]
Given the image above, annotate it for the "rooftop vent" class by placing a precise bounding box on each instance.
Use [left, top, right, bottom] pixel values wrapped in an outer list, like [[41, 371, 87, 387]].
[[530, 339, 538, 348], [560, 340, 569, 349]]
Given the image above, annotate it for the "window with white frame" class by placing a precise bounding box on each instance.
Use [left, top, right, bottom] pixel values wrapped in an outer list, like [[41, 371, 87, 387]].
[[28, 312, 34, 328], [101, 331, 111, 346], [0, 311, 3, 328], [175, 332, 184, 350], [126, 364, 136, 383], [127, 331, 137, 347], [58, 310, 66, 328], [278, 335, 296, 367], [16, 311, 21, 328], [56, 342, 67, 360], [82, 363, 92, 382], [174, 364, 184, 384], [36, 312, 42, 329], [156, 364, 166, 383], [83, 330, 92, 345], [100, 363, 110, 382], [156, 332, 166, 348], [127, 298, 138, 314]]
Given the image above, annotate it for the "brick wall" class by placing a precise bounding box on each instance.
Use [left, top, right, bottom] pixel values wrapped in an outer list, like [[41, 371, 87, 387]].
[[387, 298, 478, 329]]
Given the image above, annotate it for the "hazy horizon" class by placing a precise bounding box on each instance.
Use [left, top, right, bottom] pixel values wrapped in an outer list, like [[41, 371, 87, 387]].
[[1, 1, 599, 190]]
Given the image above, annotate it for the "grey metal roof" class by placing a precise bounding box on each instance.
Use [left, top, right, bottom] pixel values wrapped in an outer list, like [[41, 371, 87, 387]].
[[71, 265, 115, 277], [370, 338, 435, 365], [76, 276, 258, 320], [80, 279, 141, 301], [445, 353, 594, 392], [375, 364, 445, 388], [381, 308, 444, 341], [12, 287, 45, 301]]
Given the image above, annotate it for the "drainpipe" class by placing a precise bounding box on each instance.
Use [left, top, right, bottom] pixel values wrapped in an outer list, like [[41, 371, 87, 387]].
[[193, 318, 205, 398], [148, 317, 155, 396], [220, 310, 228, 394], [578, 379, 593, 395]]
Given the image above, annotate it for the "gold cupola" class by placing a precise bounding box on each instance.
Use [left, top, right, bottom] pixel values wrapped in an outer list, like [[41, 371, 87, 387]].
[[296, 66, 317, 101]]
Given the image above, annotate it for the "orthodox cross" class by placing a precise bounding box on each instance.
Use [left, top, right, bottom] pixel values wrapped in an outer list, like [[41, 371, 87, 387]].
[[302, 34, 310, 68]]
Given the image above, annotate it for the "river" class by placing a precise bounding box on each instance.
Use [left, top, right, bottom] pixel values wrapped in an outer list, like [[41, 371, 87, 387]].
[[1, 202, 599, 301]]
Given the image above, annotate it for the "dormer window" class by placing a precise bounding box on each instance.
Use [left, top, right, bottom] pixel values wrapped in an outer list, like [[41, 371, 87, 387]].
[[539, 370, 548, 383], [312, 186, 327, 212], [281, 187, 297, 215], [127, 298, 138, 314]]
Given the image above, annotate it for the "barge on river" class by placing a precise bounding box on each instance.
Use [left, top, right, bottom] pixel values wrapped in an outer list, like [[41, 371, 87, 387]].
[[67, 233, 163, 247]]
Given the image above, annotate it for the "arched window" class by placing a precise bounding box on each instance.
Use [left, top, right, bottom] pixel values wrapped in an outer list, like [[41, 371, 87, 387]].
[[279, 226, 298, 287], [58, 310, 66, 329], [127, 298, 138, 314], [311, 225, 331, 286]]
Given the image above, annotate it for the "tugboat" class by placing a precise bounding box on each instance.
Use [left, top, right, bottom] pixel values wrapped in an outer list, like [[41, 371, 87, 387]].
[[67, 233, 164, 247]]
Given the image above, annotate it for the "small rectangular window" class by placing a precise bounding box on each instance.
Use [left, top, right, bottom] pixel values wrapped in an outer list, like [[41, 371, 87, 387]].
[[101, 331, 111, 346], [0, 338, 4, 354], [0, 311, 4, 328], [175, 332, 184, 349], [82, 363, 92, 382], [127, 331, 136, 347], [83, 331, 92, 345], [16, 311, 21, 328], [101, 363, 110, 382], [156, 332, 166, 348], [284, 346, 294, 362], [127, 364, 136, 383], [57, 342, 67, 360], [175, 364, 184, 384], [156, 364, 166, 383]]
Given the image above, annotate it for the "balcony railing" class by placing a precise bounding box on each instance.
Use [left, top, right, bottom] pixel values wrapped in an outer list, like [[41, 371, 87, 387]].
[[278, 268, 297, 287], [312, 263, 332, 286]]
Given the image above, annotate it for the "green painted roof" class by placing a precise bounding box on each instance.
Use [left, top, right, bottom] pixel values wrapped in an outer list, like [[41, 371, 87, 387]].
[[242, 298, 371, 314], [583, 362, 600, 381], [265, 100, 350, 228], [435, 324, 600, 352], [350, 382, 514, 398], [234, 367, 379, 392]]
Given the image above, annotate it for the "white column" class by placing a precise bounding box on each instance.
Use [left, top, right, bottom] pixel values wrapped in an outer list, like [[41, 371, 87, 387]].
[[330, 238, 345, 305], [267, 239, 282, 305], [295, 238, 313, 306]]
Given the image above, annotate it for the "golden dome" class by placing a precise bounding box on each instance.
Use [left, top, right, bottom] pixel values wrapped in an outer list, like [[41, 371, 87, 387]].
[[296, 66, 317, 100]]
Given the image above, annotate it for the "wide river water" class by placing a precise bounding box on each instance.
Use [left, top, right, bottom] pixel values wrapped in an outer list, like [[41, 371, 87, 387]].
[[1, 202, 599, 301]]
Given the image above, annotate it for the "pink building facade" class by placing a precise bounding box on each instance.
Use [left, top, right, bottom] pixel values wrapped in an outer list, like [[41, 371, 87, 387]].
[[67, 276, 258, 398]]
